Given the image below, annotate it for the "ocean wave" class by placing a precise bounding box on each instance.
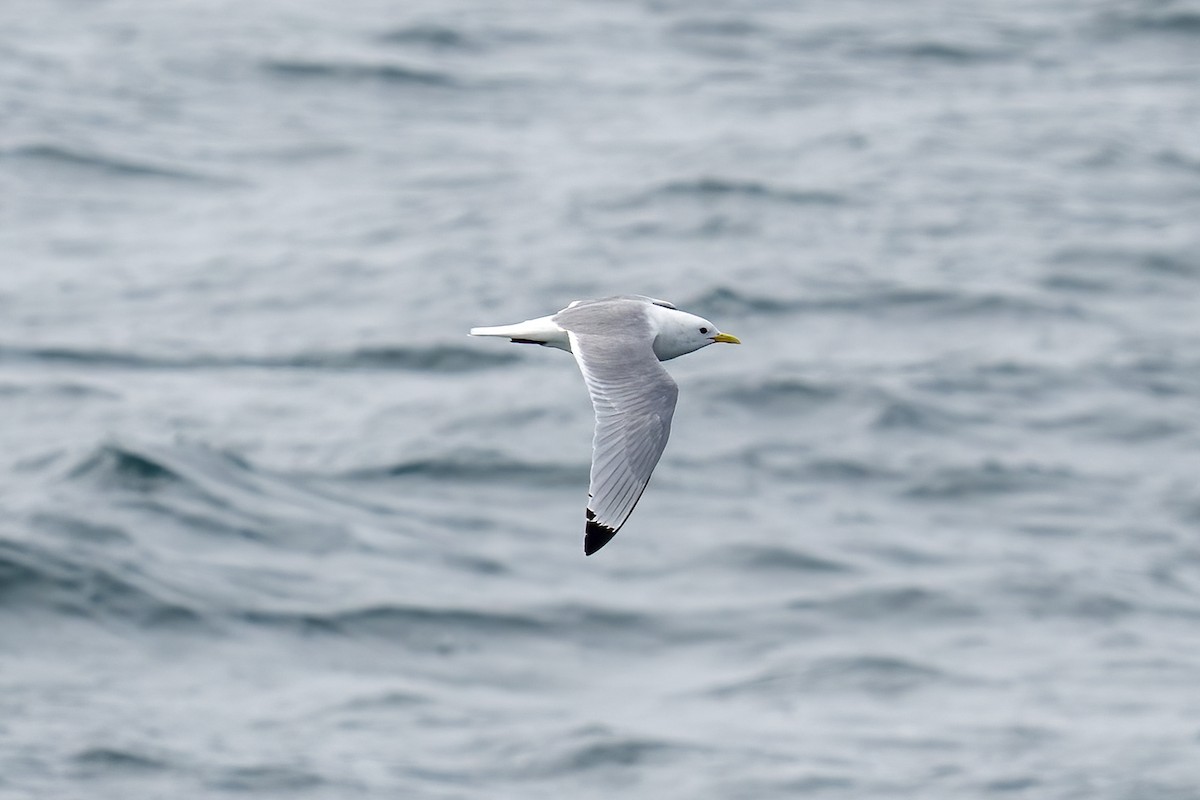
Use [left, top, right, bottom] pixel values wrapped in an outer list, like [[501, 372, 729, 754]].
[[711, 654, 952, 699], [540, 737, 683, 775], [0, 530, 650, 647], [71, 747, 172, 775], [713, 544, 852, 574], [645, 177, 847, 207], [278, 346, 519, 371], [738, 446, 898, 483], [0, 539, 206, 627], [12, 473, 526, 629], [67, 444, 186, 489], [65, 443, 260, 496], [804, 655, 952, 694], [61, 443, 356, 551], [803, 457, 897, 481], [1049, 246, 1200, 281], [686, 286, 808, 317], [333, 689, 428, 712], [1133, 252, 1199, 278], [872, 397, 985, 433], [997, 577, 1141, 621], [344, 450, 588, 485], [902, 460, 1078, 500], [714, 376, 842, 410], [1099, 9, 1200, 38], [1025, 409, 1187, 443], [206, 764, 327, 792], [378, 24, 479, 50], [238, 603, 547, 638], [1099, 353, 1200, 398], [843, 287, 1079, 319], [233, 601, 661, 646], [64, 442, 264, 522], [669, 18, 764, 38], [0, 381, 118, 399], [872, 41, 1012, 64], [539, 604, 660, 639], [687, 284, 1080, 320], [914, 359, 1073, 398], [378, 22, 541, 51], [499, 724, 696, 779], [0, 343, 517, 372], [263, 58, 459, 87], [1157, 149, 1200, 173], [33, 513, 135, 546], [794, 586, 981, 621], [0, 143, 231, 184]]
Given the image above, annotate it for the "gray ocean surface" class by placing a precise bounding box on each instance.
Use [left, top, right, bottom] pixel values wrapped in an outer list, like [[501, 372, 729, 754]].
[[3, 1, 1200, 797]]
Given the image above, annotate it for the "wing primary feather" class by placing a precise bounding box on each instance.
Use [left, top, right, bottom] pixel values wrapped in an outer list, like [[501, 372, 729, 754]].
[[584, 519, 618, 555], [561, 322, 679, 554]]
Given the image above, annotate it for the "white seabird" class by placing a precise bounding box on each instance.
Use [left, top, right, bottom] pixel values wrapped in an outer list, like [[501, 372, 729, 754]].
[[470, 295, 740, 555]]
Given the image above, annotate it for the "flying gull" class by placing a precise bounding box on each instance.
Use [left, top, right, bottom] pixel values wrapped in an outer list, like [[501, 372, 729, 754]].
[[470, 295, 740, 555]]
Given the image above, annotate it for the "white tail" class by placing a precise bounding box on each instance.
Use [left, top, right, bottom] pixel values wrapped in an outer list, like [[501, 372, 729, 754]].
[[469, 324, 522, 338], [468, 315, 571, 351]]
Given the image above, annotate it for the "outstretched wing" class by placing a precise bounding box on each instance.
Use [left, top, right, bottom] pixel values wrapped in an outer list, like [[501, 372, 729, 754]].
[[565, 329, 678, 555]]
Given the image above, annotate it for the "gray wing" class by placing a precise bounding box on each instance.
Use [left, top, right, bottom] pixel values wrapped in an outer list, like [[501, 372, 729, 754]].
[[564, 329, 678, 555]]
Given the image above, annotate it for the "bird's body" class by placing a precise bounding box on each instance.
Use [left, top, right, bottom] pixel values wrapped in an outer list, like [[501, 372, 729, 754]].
[[470, 295, 739, 555]]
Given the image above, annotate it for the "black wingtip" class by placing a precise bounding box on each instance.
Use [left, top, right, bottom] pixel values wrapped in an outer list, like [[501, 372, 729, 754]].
[[584, 516, 617, 556]]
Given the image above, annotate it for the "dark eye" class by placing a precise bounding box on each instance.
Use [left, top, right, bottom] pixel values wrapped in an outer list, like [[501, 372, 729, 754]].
[[699, 327, 709, 334]]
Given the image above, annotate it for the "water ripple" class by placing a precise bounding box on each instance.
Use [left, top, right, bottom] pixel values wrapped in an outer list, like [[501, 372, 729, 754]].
[[0, 539, 206, 627], [1, 143, 234, 184], [263, 58, 460, 87], [343, 451, 588, 485], [0, 344, 517, 372]]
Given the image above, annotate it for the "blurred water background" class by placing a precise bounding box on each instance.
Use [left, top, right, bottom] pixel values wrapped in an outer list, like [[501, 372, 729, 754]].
[[3, 0, 1200, 797]]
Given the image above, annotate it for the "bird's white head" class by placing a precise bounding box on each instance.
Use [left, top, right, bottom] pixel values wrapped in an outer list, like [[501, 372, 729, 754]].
[[649, 305, 741, 361]]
